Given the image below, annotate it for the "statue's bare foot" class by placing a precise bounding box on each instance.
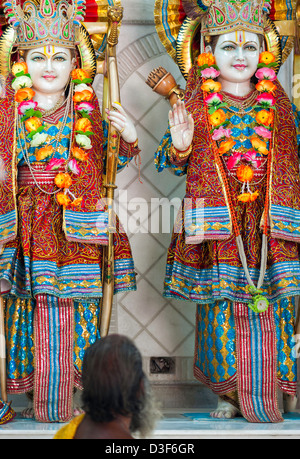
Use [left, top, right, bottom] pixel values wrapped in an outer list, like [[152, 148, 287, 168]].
[[283, 393, 298, 413], [21, 407, 34, 419], [210, 397, 239, 419]]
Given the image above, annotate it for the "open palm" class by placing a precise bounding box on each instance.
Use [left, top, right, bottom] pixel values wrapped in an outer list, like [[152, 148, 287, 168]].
[[169, 100, 194, 151]]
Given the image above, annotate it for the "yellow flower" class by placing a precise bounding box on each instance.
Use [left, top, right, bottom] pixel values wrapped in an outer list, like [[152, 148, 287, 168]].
[[72, 146, 89, 162], [73, 90, 93, 103], [201, 79, 222, 94], [71, 68, 90, 81], [208, 109, 226, 127], [251, 137, 269, 155], [74, 118, 93, 133], [255, 79, 277, 93], [218, 138, 236, 155], [24, 116, 42, 132], [15, 87, 35, 102], [259, 51, 276, 65], [57, 192, 71, 207], [238, 193, 252, 203], [36, 145, 54, 161], [54, 172, 72, 189], [197, 52, 216, 68], [236, 165, 254, 183], [70, 197, 83, 208], [250, 191, 259, 202], [11, 62, 28, 76], [256, 109, 274, 127]]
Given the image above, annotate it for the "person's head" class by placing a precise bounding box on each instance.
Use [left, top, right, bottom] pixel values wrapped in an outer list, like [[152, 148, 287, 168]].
[[81, 334, 160, 438], [205, 31, 263, 84], [24, 45, 76, 94]]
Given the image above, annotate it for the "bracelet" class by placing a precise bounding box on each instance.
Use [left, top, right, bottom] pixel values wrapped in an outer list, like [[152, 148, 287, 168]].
[[127, 138, 139, 149], [170, 143, 192, 160]]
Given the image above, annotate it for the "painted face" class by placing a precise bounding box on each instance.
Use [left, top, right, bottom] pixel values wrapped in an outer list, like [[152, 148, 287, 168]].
[[26, 45, 74, 94], [213, 31, 261, 84]]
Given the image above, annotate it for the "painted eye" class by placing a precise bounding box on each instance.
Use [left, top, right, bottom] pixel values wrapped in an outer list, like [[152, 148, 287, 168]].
[[222, 45, 235, 51]]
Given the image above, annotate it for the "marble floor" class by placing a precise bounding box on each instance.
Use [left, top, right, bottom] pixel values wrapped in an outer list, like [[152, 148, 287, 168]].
[[0, 409, 300, 439]]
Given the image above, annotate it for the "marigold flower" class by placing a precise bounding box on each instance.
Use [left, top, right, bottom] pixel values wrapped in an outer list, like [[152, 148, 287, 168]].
[[73, 90, 93, 103], [256, 109, 274, 127], [11, 62, 28, 76], [24, 116, 42, 132], [15, 87, 35, 102], [251, 137, 269, 155], [250, 190, 259, 202], [208, 109, 226, 127], [201, 79, 222, 94], [255, 79, 277, 93], [72, 146, 89, 162], [71, 68, 90, 81], [197, 52, 216, 68], [36, 145, 54, 161], [74, 117, 93, 133], [259, 51, 276, 65], [218, 138, 236, 155], [57, 192, 71, 207], [236, 164, 254, 183], [54, 172, 72, 189], [70, 197, 83, 208], [238, 192, 252, 203]]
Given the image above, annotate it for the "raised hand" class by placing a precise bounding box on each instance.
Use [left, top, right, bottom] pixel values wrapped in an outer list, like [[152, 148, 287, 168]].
[[106, 102, 137, 144], [169, 99, 194, 152]]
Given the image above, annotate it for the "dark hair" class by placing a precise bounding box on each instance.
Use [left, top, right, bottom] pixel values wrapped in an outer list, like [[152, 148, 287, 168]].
[[81, 334, 146, 423]]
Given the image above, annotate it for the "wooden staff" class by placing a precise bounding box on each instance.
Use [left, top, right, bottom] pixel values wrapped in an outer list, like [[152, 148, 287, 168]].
[[100, 6, 123, 337], [0, 296, 7, 404]]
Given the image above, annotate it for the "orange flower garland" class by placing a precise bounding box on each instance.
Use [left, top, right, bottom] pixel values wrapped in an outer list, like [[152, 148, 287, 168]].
[[199, 51, 276, 203], [12, 62, 95, 209]]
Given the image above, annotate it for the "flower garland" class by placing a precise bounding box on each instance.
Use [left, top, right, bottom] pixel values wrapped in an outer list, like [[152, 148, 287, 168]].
[[198, 50, 277, 203], [12, 62, 95, 208]]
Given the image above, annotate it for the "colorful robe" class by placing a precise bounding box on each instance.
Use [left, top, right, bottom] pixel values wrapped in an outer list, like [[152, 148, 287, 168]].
[[155, 66, 300, 423], [0, 82, 138, 422]]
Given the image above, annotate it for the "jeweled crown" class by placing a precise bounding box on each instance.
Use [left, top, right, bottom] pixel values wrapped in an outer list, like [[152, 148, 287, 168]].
[[4, 0, 86, 49], [182, 0, 271, 35]]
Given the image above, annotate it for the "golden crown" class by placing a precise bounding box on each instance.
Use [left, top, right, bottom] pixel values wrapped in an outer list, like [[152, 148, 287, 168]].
[[4, 0, 86, 49], [182, 0, 271, 35]]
